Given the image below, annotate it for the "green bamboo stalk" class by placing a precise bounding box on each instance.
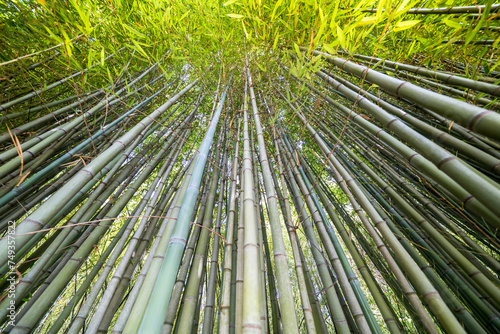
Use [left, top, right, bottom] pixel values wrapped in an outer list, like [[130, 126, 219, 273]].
[[85, 135, 187, 333], [0, 85, 145, 179], [315, 69, 500, 219], [375, 66, 500, 110], [271, 128, 320, 334], [304, 83, 500, 232], [0, 111, 172, 275], [420, 107, 500, 159], [299, 157, 403, 333], [96, 158, 188, 334], [0, 128, 60, 163], [65, 163, 169, 334], [258, 197, 281, 334], [297, 152, 405, 333], [283, 101, 440, 333], [309, 50, 500, 139], [0, 105, 185, 275], [50, 142, 186, 334], [167, 175, 212, 333], [134, 78, 230, 334], [27, 89, 103, 114], [343, 156, 494, 333], [176, 141, 224, 333], [112, 100, 206, 333], [0, 83, 174, 206], [0, 158, 121, 323], [279, 142, 351, 334], [251, 123, 280, 334], [240, 78, 263, 333], [334, 128, 500, 278], [0, 51, 117, 112], [219, 120, 241, 334], [296, 232, 330, 333], [0, 79, 198, 267], [246, 63, 300, 334], [111, 157, 196, 334], [294, 109, 467, 334], [348, 51, 500, 96], [323, 70, 500, 174], [361, 4, 500, 14], [9, 117, 179, 333], [202, 145, 228, 334], [235, 161, 245, 334], [280, 136, 373, 333], [5, 104, 193, 330]]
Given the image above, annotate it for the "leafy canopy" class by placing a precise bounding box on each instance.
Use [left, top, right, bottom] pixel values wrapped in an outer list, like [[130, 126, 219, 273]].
[[1, 0, 498, 82]]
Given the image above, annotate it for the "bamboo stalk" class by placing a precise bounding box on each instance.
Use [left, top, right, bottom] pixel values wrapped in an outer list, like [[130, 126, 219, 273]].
[[293, 107, 468, 333], [175, 132, 225, 333], [271, 128, 321, 334], [240, 77, 263, 333], [0, 51, 115, 112], [9, 119, 181, 333], [219, 120, 241, 334], [322, 70, 500, 174], [246, 62, 301, 334], [362, 4, 500, 14], [166, 174, 212, 333], [86, 135, 188, 333], [0, 79, 198, 267], [111, 157, 196, 334], [303, 83, 500, 231], [309, 50, 500, 140], [135, 78, 230, 333], [279, 142, 351, 334], [202, 139, 228, 334], [348, 52, 500, 98], [281, 135, 374, 333]]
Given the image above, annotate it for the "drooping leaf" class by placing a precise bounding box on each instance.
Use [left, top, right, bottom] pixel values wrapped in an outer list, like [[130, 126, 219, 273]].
[[227, 13, 244, 19], [393, 20, 421, 32]]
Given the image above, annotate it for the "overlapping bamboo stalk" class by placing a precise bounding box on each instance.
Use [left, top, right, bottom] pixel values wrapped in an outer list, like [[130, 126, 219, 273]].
[[1, 40, 500, 334]]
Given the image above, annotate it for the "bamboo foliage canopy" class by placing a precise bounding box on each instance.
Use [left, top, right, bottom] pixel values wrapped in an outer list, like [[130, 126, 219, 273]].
[[0, 0, 499, 333]]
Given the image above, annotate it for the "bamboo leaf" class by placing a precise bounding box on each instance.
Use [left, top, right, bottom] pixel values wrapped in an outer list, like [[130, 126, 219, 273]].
[[323, 43, 336, 55], [177, 10, 190, 22], [393, 20, 421, 32], [336, 25, 346, 49], [376, 0, 386, 20], [131, 40, 149, 58], [293, 43, 302, 59], [227, 13, 244, 19], [358, 16, 377, 26], [223, 0, 239, 6], [444, 19, 462, 29], [271, 0, 283, 20], [273, 33, 280, 49]]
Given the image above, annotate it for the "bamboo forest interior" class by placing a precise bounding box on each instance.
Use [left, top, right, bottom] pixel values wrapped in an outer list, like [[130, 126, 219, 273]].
[[1, 0, 500, 333]]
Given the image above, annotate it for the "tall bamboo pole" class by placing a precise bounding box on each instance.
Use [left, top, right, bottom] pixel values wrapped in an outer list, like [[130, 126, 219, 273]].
[[241, 78, 263, 333], [175, 129, 225, 333], [135, 77, 230, 333], [219, 120, 241, 334], [279, 142, 351, 334], [0, 79, 198, 266], [292, 107, 467, 333], [309, 49, 500, 140], [246, 62, 300, 334]]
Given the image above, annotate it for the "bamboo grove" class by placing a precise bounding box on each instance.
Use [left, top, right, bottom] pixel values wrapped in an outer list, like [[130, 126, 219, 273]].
[[1, 0, 500, 333]]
